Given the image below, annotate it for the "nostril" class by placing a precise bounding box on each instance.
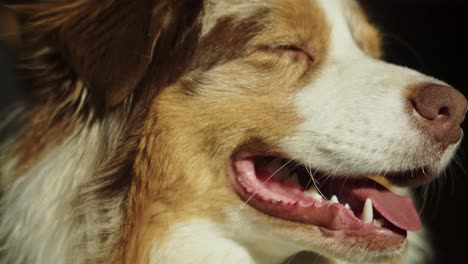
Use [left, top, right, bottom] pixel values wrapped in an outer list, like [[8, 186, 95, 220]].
[[408, 83, 467, 145], [410, 96, 447, 121], [410, 85, 455, 121], [438, 106, 450, 119]]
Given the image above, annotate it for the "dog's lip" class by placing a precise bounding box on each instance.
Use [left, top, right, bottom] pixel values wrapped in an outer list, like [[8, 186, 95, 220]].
[[227, 151, 417, 247]]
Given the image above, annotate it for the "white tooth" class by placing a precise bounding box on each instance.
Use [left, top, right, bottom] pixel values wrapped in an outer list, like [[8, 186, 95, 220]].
[[361, 198, 373, 224], [344, 203, 351, 210], [304, 187, 322, 200], [372, 219, 384, 227], [330, 195, 339, 204]]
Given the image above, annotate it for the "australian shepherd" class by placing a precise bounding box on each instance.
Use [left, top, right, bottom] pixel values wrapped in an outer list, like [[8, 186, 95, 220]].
[[1, 0, 467, 263]]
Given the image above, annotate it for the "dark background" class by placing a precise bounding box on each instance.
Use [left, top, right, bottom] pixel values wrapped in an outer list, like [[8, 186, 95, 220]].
[[1, 0, 467, 263]]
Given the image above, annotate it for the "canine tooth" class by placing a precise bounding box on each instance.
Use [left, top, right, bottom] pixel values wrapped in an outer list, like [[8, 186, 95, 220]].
[[373, 219, 384, 227], [361, 199, 373, 224], [330, 195, 339, 204], [304, 187, 322, 200], [344, 203, 351, 210]]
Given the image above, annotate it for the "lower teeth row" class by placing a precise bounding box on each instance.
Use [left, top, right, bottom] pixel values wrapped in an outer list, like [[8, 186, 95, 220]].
[[303, 188, 382, 226]]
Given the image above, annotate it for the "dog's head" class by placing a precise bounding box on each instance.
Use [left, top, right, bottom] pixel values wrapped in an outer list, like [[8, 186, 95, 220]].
[[13, 0, 467, 262]]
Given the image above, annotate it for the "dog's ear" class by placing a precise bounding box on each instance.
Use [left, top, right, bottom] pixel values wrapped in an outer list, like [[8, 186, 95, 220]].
[[13, 0, 199, 107], [59, 0, 168, 107]]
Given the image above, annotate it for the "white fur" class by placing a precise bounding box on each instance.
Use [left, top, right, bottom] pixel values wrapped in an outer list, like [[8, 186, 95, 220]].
[[283, 0, 454, 176], [152, 218, 321, 264], [150, 219, 257, 264], [0, 126, 98, 263], [201, 0, 270, 37], [0, 113, 124, 264], [405, 230, 433, 264]]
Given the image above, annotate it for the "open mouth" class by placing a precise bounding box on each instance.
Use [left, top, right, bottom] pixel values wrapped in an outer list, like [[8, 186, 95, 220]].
[[229, 153, 425, 242]]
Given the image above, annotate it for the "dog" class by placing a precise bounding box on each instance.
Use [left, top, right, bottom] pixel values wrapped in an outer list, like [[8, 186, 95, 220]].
[[1, 0, 467, 263]]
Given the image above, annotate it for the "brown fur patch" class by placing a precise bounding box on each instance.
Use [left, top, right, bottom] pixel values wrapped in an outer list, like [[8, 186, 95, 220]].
[[12, 0, 169, 107]]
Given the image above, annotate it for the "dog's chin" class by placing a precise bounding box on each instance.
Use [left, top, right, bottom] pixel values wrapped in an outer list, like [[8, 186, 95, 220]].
[[226, 148, 443, 261]]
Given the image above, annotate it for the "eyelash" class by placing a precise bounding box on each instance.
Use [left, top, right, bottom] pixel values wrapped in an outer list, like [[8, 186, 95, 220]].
[[261, 44, 314, 62]]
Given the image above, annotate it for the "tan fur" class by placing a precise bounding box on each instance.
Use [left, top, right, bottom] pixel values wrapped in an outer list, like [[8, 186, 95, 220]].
[[343, 0, 383, 58]]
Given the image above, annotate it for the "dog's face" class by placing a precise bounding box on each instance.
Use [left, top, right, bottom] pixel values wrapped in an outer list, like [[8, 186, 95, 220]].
[[113, 0, 466, 262], [136, 0, 466, 261], [9, 0, 467, 263], [129, 0, 467, 262]]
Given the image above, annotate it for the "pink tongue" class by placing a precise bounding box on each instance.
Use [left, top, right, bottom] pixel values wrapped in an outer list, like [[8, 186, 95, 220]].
[[351, 187, 421, 231]]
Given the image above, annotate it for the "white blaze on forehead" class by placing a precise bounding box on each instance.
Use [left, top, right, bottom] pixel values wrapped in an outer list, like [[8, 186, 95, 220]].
[[316, 0, 364, 59], [201, 0, 269, 37], [281, 0, 451, 175]]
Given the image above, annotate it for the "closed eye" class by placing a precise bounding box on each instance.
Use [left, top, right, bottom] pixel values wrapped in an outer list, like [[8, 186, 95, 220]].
[[273, 44, 304, 53], [260, 44, 315, 62]]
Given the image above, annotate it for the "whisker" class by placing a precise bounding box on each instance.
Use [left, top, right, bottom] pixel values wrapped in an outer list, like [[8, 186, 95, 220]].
[[418, 183, 430, 215], [299, 151, 327, 200], [421, 167, 429, 179], [310, 168, 327, 199]]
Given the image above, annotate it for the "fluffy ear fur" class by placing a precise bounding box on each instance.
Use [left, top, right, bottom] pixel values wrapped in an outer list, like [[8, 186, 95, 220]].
[[3, 0, 203, 178], [11, 0, 181, 107]]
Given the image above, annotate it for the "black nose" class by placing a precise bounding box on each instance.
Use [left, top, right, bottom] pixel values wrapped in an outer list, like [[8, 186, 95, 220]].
[[409, 84, 468, 146]]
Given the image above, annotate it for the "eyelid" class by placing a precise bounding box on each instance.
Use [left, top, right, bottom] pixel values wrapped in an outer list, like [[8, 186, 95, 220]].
[[261, 44, 315, 61], [272, 44, 303, 52]]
